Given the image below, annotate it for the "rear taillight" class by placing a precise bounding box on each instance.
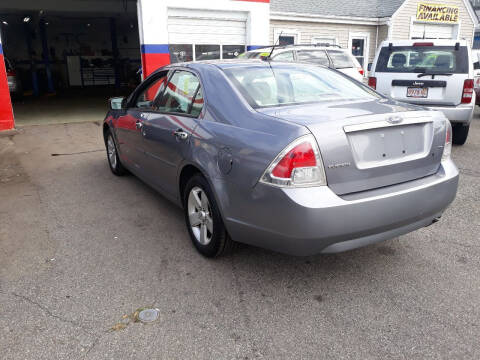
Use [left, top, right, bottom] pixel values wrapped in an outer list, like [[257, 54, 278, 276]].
[[461, 79, 474, 104], [442, 120, 452, 161], [368, 76, 376, 90], [260, 135, 327, 187], [358, 67, 364, 76], [6, 70, 15, 77]]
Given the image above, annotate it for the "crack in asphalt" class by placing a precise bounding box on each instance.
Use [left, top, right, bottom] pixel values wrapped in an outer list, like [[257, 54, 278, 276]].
[[11, 292, 107, 358], [51, 149, 104, 157], [12, 292, 86, 329]]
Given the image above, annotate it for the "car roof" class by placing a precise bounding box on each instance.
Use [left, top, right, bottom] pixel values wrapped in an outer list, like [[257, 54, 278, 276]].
[[166, 59, 325, 70], [247, 45, 346, 53], [379, 39, 469, 47]]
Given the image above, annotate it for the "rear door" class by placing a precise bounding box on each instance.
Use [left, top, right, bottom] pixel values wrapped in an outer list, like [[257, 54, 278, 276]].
[[374, 44, 470, 106], [141, 69, 204, 197]]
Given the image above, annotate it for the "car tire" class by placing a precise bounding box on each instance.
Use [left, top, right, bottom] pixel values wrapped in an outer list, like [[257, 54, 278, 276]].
[[452, 124, 469, 145], [183, 174, 234, 257], [105, 130, 127, 176]]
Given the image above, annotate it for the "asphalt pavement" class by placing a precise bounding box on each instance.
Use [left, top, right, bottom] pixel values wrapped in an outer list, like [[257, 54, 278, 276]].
[[0, 113, 479, 359]]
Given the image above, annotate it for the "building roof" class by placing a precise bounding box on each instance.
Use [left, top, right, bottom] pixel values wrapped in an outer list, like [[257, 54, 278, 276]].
[[270, 0, 406, 19]]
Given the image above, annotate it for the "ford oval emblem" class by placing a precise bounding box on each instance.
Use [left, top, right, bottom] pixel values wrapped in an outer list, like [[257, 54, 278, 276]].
[[387, 115, 403, 124]]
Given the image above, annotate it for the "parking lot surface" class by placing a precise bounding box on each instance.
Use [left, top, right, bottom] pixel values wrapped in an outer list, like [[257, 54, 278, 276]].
[[0, 115, 479, 359]]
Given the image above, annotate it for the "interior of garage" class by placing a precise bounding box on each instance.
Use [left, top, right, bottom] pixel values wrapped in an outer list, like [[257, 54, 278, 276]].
[[0, 0, 140, 126]]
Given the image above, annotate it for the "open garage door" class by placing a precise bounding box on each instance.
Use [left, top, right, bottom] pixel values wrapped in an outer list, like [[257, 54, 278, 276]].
[[167, 9, 246, 62], [0, 1, 140, 127], [411, 22, 456, 39]]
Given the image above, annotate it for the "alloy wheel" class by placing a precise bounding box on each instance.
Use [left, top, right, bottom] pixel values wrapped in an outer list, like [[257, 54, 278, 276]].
[[107, 135, 117, 169], [187, 186, 213, 245]]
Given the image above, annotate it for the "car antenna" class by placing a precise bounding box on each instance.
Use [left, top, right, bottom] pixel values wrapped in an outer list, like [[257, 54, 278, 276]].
[[267, 31, 282, 60]]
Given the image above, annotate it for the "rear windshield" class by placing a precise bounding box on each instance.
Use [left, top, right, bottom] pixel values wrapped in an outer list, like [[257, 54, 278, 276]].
[[223, 64, 379, 108], [327, 50, 355, 69], [375, 45, 469, 74], [296, 50, 329, 66]]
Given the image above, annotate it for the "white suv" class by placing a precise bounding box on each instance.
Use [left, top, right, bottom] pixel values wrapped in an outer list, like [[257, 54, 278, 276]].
[[369, 40, 474, 145], [239, 45, 365, 82]]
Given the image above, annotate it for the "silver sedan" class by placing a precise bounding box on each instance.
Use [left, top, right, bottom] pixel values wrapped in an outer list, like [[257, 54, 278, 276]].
[[103, 60, 459, 257]]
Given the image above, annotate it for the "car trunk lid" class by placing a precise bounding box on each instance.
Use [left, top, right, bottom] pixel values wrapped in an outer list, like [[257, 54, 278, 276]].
[[259, 99, 446, 195]]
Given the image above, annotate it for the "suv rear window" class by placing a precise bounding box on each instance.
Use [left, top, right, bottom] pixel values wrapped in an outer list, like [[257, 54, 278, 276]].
[[375, 45, 469, 74], [326, 50, 355, 69]]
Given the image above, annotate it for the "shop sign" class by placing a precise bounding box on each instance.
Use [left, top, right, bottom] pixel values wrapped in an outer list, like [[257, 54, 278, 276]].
[[416, 3, 459, 23]]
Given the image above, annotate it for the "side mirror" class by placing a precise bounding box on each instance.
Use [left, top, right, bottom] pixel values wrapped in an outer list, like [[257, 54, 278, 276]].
[[367, 63, 372, 72], [109, 97, 126, 110]]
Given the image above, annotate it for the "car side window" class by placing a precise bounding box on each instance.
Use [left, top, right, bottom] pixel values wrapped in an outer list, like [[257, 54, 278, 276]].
[[156, 70, 203, 116], [134, 72, 169, 109], [297, 50, 329, 66], [272, 51, 295, 62]]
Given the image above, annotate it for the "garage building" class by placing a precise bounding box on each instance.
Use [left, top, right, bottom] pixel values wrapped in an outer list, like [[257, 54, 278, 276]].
[[0, 0, 269, 131], [0, 0, 478, 132]]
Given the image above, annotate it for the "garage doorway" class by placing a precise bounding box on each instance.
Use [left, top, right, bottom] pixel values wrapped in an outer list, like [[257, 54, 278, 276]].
[[0, 2, 140, 127]]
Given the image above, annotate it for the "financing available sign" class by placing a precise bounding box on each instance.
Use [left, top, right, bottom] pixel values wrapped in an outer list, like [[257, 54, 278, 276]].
[[416, 3, 459, 23]]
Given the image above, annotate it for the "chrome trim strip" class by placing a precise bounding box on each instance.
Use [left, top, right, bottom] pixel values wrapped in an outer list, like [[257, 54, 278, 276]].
[[343, 117, 433, 133]]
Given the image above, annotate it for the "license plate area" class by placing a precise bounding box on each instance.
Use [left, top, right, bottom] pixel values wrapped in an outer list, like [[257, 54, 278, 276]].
[[347, 123, 432, 169], [407, 87, 428, 98]]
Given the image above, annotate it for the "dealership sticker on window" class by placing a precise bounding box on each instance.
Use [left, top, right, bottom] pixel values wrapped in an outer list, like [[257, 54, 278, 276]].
[[416, 3, 459, 23]]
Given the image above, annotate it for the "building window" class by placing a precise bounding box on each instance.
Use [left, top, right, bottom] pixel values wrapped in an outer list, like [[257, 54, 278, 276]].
[[169, 44, 193, 63], [222, 45, 245, 59], [274, 29, 299, 45], [170, 44, 246, 62], [311, 37, 336, 46], [279, 36, 295, 46], [195, 45, 220, 60], [351, 38, 366, 66]]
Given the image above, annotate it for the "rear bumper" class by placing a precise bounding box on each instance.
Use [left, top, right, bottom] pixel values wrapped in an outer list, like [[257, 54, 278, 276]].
[[225, 159, 459, 256], [424, 103, 474, 124]]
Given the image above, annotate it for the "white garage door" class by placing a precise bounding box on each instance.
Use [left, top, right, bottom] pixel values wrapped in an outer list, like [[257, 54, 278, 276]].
[[168, 8, 247, 45], [411, 22, 455, 40]]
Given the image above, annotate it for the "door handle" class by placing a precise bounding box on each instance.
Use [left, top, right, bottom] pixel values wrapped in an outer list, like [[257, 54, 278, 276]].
[[135, 120, 143, 129], [173, 129, 189, 140]]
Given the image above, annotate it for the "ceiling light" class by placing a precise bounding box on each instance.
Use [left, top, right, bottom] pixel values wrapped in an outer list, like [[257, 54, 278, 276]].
[[86, 23, 91, 27]]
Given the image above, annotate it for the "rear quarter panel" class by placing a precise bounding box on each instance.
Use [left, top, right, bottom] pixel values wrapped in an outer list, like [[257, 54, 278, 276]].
[[182, 64, 308, 223]]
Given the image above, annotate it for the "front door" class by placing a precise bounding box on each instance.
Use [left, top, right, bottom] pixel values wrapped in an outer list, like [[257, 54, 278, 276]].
[[120, 71, 169, 176], [142, 69, 204, 197]]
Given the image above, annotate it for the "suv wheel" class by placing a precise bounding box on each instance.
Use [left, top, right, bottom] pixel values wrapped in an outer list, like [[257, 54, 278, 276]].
[[452, 124, 469, 145]]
